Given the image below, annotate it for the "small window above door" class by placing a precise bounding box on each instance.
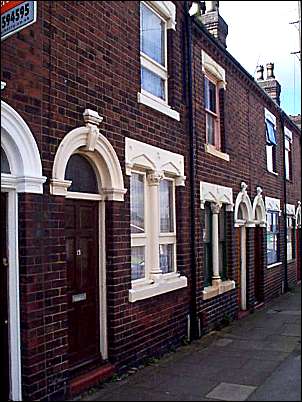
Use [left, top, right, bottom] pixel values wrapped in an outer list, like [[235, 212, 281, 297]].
[[65, 154, 98, 194]]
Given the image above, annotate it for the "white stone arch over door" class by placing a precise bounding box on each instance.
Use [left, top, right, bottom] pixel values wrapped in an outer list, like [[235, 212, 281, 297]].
[[1, 100, 46, 402], [1, 100, 46, 192], [234, 182, 254, 227], [252, 186, 267, 227], [50, 109, 126, 200]]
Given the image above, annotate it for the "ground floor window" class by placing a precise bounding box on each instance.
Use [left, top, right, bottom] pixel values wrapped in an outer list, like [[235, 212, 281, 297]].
[[267, 210, 280, 265], [287, 216, 295, 261]]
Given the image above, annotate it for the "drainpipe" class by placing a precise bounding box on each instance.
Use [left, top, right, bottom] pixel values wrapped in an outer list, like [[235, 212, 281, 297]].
[[184, 1, 198, 340], [281, 111, 288, 292]]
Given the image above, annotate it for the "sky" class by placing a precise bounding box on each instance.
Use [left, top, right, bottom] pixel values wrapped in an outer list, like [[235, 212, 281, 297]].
[[219, 1, 301, 117]]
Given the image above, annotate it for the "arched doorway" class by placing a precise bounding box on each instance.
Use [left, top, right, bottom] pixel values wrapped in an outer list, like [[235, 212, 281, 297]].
[[1, 100, 46, 401], [50, 109, 126, 375], [234, 182, 254, 311]]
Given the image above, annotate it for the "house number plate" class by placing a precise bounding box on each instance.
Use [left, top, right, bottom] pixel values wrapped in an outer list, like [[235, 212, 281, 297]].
[[72, 292, 87, 303]]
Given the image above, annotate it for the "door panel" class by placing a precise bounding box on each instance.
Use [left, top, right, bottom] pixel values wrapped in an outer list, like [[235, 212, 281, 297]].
[[65, 199, 100, 369], [1, 192, 9, 401]]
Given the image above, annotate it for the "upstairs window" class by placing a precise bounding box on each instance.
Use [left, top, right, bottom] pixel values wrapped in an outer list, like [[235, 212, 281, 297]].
[[202, 51, 226, 156], [140, 2, 167, 102], [284, 127, 292, 181], [265, 109, 277, 174], [204, 76, 220, 148]]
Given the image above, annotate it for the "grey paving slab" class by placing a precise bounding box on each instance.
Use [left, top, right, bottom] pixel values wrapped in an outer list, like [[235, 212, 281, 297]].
[[248, 352, 301, 401], [280, 323, 301, 337], [206, 382, 256, 401]]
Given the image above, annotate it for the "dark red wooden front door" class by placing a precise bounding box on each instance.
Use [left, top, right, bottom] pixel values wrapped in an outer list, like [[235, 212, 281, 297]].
[[1, 193, 9, 400], [254, 226, 263, 304], [65, 199, 100, 369]]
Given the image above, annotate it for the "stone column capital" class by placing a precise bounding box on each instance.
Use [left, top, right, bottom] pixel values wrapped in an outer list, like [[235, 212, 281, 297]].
[[147, 171, 164, 186], [211, 202, 222, 214]]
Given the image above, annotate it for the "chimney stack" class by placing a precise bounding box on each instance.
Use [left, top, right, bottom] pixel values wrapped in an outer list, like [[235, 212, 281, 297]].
[[256, 62, 281, 105], [199, 1, 228, 48]]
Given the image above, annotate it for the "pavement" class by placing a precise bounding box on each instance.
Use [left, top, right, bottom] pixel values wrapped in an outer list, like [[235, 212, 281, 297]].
[[74, 286, 301, 401]]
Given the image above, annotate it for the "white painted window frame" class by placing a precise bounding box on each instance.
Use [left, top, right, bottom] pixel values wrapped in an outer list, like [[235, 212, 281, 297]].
[[159, 177, 177, 275], [126, 138, 187, 302], [140, 2, 168, 101], [265, 197, 281, 268], [265, 108, 278, 174], [138, 1, 180, 121]]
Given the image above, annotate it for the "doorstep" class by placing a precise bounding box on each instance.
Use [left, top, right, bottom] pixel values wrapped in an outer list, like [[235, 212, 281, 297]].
[[69, 363, 115, 398], [238, 310, 250, 320]]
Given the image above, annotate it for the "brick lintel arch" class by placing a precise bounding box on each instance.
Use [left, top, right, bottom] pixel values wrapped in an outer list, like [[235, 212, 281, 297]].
[[50, 109, 126, 201]]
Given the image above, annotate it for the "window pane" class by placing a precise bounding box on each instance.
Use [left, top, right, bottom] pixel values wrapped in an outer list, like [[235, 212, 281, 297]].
[[160, 180, 174, 232], [209, 81, 216, 113], [1, 147, 10, 173], [65, 154, 98, 193], [204, 78, 216, 113], [141, 66, 165, 100], [206, 113, 215, 145], [203, 203, 211, 242], [265, 119, 277, 145], [130, 173, 145, 234], [285, 149, 290, 180], [159, 244, 174, 273], [267, 233, 278, 264], [140, 3, 165, 66], [218, 207, 226, 241], [266, 145, 273, 171], [131, 246, 145, 280], [219, 242, 226, 278]]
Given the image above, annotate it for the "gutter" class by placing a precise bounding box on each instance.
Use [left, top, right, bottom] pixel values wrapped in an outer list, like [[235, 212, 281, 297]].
[[281, 111, 289, 292], [184, 1, 198, 340]]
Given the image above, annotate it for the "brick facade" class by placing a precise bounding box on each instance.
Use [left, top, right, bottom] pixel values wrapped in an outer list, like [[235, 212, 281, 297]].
[[1, 1, 301, 400]]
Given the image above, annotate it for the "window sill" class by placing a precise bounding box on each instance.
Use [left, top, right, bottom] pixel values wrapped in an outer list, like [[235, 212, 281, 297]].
[[267, 170, 278, 176], [205, 144, 230, 162], [287, 259, 296, 264], [267, 261, 282, 269], [137, 92, 180, 121], [129, 273, 187, 302], [202, 279, 235, 300]]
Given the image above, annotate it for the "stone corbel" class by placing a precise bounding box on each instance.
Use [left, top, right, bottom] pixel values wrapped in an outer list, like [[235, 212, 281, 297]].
[[50, 179, 72, 196], [175, 175, 186, 187]]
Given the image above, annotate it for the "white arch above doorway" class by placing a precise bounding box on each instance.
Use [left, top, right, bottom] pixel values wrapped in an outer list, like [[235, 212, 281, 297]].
[[1, 100, 46, 193], [234, 182, 254, 227], [50, 109, 126, 201], [252, 187, 267, 227]]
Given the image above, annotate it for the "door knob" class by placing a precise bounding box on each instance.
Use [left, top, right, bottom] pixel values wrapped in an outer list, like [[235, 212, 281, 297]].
[[2, 257, 8, 267]]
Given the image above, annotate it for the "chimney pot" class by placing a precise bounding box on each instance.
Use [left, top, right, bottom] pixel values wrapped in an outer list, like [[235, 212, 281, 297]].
[[205, 1, 219, 13], [256, 65, 264, 81], [266, 62, 275, 79]]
